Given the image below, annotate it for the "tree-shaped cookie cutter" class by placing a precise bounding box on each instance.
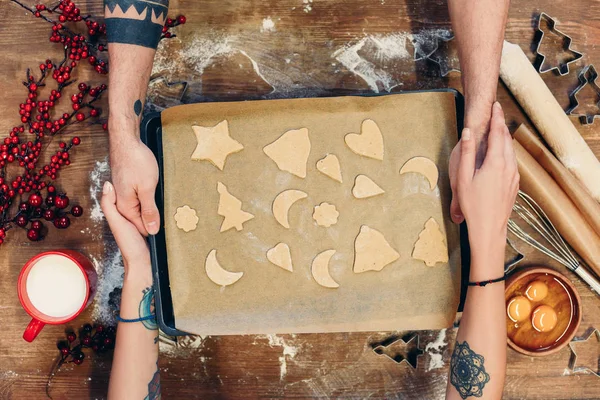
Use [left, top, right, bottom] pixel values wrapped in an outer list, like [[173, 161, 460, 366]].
[[372, 332, 424, 368], [567, 328, 600, 377], [426, 34, 461, 77], [567, 65, 600, 124], [534, 12, 583, 75]]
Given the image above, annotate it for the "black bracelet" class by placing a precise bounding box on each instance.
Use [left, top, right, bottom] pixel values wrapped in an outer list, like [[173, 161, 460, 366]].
[[468, 274, 507, 287]]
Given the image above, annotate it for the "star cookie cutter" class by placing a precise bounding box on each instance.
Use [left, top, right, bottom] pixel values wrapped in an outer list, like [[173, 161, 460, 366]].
[[372, 332, 424, 368], [425, 34, 461, 77], [533, 12, 583, 75], [567, 65, 600, 124], [568, 328, 600, 377]]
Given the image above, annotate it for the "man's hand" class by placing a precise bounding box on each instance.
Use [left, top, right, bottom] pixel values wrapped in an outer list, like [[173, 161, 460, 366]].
[[110, 133, 160, 236]]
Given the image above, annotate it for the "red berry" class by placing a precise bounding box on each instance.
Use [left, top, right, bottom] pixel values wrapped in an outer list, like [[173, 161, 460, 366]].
[[27, 228, 40, 241], [31, 220, 43, 231], [82, 336, 92, 346], [73, 358, 83, 365], [54, 195, 69, 209], [15, 215, 28, 227], [28, 193, 42, 207], [66, 333, 76, 342], [71, 137, 81, 145], [19, 202, 29, 212], [45, 195, 54, 206], [95, 325, 104, 333], [78, 83, 87, 91], [44, 209, 55, 221], [90, 109, 99, 117], [54, 216, 70, 229], [177, 15, 186, 24], [75, 112, 85, 122], [60, 347, 70, 356], [71, 205, 83, 217]]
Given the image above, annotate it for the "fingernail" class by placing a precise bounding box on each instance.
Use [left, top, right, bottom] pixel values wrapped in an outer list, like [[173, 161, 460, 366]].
[[494, 101, 501, 110], [462, 128, 471, 140], [146, 221, 157, 234], [103, 181, 112, 194]]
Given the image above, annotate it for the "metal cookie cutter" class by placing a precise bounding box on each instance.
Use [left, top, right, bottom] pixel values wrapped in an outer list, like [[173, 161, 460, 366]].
[[567, 65, 600, 124], [568, 328, 600, 377], [372, 332, 424, 368], [426, 34, 461, 77], [534, 12, 583, 75]]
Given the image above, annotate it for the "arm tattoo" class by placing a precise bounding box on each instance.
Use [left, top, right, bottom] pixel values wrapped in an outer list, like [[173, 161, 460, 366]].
[[145, 362, 161, 400], [450, 341, 490, 399], [134, 99, 143, 116], [104, 0, 169, 49], [139, 286, 158, 330]]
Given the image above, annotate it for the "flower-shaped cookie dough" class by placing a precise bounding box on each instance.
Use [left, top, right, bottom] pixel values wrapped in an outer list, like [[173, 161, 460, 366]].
[[312, 202, 339, 227], [174, 205, 199, 232]]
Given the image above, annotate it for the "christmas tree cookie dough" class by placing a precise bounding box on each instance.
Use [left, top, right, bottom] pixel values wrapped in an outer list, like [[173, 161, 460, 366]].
[[263, 128, 311, 178], [216, 182, 254, 232], [352, 174, 385, 199], [272, 189, 308, 229], [312, 202, 339, 227], [266, 243, 293, 272], [400, 156, 439, 190], [191, 120, 244, 170], [174, 205, 199, 232], [412, 217, 448, 266], [353, 225, 400, 273], [205, 249, 244, 287], [316, 154, 343, 183], [344, 119, 384, 160]]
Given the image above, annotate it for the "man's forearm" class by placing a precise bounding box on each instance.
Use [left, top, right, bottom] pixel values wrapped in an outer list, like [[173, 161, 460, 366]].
[[105, 0, 169, 136], [448, 0, 509, 145]]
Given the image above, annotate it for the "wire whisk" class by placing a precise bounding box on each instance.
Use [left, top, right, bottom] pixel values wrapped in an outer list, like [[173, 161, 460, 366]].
[[508, 190, 600, 294]]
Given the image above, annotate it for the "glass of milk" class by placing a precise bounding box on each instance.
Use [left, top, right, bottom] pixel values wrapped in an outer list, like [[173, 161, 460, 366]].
[[18, 250, 97, 342]]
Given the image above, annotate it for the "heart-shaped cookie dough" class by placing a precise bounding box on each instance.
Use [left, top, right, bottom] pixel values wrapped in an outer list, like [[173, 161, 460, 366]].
[[344, 119, 384, 161]]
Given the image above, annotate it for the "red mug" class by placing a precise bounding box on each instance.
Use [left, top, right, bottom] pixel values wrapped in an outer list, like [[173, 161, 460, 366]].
[[18, 250, 97, 342]]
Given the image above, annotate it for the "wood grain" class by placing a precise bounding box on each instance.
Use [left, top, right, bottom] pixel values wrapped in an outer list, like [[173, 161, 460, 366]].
[[0, 0, 599, 399]]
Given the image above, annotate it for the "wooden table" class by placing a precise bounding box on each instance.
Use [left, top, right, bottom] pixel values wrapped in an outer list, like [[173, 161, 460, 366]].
[[1, 0, 599, 398]]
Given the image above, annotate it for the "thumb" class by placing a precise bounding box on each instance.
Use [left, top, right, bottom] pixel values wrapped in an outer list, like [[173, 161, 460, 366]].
[[138, 187, 160, 235], [450, 196, 464, 224], [458, 128, 476, 183]]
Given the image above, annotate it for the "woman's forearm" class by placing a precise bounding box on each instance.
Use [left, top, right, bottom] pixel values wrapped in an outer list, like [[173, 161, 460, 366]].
[[446, 241, 507, 400], [108, 264, 159, 400]]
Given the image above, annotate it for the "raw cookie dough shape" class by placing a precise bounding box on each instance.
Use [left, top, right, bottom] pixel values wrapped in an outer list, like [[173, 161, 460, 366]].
[[412, 217, 449, 266], [217, 182, 255, 232], [312, 202, 339, 227], [205, 249, 244, 287], [174, 205, 199, 232], [353, 225, 400, 273], [400, 157, 439, 190], [344, 119, 384, 160], [311, 249, 339, 288], [191, 120, 244, 170], [272, 189, 308, 229], [352, 175, 385, 199], [266, 243, 293, 272], [316, 154, 343, 183], [263, 128, 311, 178]]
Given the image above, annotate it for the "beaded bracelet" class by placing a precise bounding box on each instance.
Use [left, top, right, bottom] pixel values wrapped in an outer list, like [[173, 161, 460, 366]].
[[468, 274, 507, 287], [116, 314, 156, 323]]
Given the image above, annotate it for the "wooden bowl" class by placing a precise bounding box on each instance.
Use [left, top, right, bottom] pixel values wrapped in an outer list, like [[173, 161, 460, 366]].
[[505, 266, 582, 356]]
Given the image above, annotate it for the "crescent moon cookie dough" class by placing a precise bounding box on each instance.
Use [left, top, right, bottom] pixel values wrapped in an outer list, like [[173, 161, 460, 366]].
[[312, 202, 339, 227], [344, 119, 384, 160], [266, 243, 294, 272], [263, 128, 311, 178], [272, 189, 308, 229], [311, 250, 339, 288], [316, 154, 343, 183], [216, 182, 255, 232], [400, 156, 439, 190], [352, 174, 385, 199], [412, 217, 449, 266], [190, 120, 244, 170], [174, 205, 199, 232], [353, 225, 400, 273], [205, 249, 244, 287]]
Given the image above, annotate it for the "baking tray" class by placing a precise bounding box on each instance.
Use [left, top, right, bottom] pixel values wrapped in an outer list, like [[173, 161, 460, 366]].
[[141, 90, 468, 336]]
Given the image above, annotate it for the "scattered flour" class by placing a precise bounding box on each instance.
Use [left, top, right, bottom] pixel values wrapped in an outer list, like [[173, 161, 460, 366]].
[[260, 17, 276, 33], [160, 334, 207, 356], [89, 158, 110, 224], [264, 334, 300, 380], [90, 247, 123, 326], [302, 0, 313, 13], [425, 329, 447, 372]]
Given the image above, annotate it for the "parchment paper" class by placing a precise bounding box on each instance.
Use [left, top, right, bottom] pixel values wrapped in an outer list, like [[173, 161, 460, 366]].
[[161, 92, 461, 336]]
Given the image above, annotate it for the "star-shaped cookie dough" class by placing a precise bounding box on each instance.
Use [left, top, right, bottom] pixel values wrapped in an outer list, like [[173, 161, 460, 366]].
[[191, 120, 244, 170]]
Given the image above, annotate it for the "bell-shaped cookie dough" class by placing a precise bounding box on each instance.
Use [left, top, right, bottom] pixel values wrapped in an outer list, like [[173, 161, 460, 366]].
[[263, 128, 311, 178], [353, 225, 400, 273]]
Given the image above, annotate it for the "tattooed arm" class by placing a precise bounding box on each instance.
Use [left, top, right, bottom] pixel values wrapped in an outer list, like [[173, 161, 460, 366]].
[[105, 0, 168, 237], [102, 181, 160, 400], [446, 103, 519, 399]]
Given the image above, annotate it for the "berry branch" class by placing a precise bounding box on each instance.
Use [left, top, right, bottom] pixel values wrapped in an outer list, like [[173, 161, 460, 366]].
[[3, 0, 186, 245]]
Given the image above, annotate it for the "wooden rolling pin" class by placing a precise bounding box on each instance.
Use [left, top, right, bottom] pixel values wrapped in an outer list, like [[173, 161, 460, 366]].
[[514, 140, 600, 278], [500, 41, 600, 202], [514, 124, 600, 238]]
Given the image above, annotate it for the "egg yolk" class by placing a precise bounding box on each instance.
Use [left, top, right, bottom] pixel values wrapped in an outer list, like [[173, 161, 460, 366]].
[[525, 280, 549, 302], [531, 305, 558, 332], [507, 296, 532, 322]]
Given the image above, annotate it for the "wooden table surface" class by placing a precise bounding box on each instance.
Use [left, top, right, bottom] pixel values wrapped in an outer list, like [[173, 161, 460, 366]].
[[1, 0, 599, 398]]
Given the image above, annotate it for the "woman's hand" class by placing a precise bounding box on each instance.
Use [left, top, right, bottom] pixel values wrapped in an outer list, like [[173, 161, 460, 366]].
[[456, 102, 519, 255], [101, 180, 152, 274]]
